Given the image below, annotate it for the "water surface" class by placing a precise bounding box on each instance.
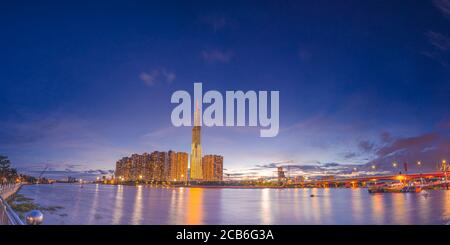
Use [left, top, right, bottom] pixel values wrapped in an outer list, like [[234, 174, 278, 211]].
[[18, 183, 450, 225]]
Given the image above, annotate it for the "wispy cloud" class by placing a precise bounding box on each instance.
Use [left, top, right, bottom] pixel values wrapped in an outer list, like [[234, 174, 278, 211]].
[[201, 14, 234, 32], [365, 132, 450, 171], [423, 31, 450, 68], [139, 67, 176, 86], [427, 31, 450, 51], [201, 49, 234, 63], [380, 131, 393, 143], [203, 15, 227, 32], [19, 168, 114, 181], [358, 140, 375, 153], [0, 110, 131, 170], [434, 0, 450, 19], [244, 161, 367, 179]]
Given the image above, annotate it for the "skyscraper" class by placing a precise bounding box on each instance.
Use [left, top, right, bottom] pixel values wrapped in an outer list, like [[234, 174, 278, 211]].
[[190, 100, 203, 180]]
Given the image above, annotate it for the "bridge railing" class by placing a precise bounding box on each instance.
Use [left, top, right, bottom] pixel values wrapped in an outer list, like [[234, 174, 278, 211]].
[[0, 183, 25, 225]]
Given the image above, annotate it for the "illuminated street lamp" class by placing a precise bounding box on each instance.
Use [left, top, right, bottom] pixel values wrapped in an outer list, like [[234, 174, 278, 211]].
[[443, 160, 448, 190], [417, 161, 421, 166], [371, 165, 376, 170], [392, 162, 397, 168]]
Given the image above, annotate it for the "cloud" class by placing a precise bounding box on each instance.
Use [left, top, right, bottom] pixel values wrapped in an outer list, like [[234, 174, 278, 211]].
[[19, 168, 114, 181], [437, 117, 450, 129], [250, 161, 365, 178], [365, 132, 450, 171], [203, 15, 227, 32], [0, 111, 131, 170], [434, 0, 450, 19], [427, 31, 450, 51], [375, 133, 439, 157], [380, 131, 393, 143], [139, 67, 176, 86], [358, 140, 375, 152], [344, 152, 357, 159], [423, 31, 450, 68], [201, 50, 234, 63]]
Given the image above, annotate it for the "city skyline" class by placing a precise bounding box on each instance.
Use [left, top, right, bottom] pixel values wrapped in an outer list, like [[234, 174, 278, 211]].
[[1, 0, 450, 179]]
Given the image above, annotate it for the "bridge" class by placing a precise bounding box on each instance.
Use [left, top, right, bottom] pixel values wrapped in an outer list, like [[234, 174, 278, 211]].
[[294, 171, 449, 188]]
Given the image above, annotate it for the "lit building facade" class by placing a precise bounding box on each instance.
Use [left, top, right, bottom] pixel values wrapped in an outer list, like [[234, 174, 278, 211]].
[[202, 155, 223, 181], [115, 151, 188, 182], [176, 152, 189, 182], [167, 151, 189, 182], [190, 101, 203, 180]]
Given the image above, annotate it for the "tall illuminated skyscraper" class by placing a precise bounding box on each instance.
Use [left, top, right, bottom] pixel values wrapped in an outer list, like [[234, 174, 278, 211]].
[[190, 101, 203, 180]]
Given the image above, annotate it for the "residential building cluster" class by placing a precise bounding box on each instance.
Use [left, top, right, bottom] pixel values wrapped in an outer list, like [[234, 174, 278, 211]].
[[114, 104, 223, 182], [114, 151, 223, 182]]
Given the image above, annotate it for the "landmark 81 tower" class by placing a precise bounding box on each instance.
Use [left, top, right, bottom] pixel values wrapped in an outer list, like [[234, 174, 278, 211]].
[[190, 100, 202, 180]]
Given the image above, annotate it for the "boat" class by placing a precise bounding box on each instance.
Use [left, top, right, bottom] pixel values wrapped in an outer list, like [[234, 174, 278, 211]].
[[400, 186, 421, 193], [368, 182, 421, 193]]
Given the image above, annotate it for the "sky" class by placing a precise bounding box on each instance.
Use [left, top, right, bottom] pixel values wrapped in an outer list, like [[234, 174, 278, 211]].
[[1, 0, 450, 179]]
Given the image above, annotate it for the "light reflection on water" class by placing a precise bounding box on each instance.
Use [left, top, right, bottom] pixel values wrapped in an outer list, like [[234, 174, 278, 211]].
[[17, 183, 450, 225], [112, 184, 123, 224]]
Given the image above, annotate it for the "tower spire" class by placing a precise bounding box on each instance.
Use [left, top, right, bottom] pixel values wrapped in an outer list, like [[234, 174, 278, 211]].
[[194, 99, 200, 126]]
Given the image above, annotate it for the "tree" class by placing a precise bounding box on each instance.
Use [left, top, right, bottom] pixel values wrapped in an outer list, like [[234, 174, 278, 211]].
[[0, 155, 18, 183], [0, 155, 11, 178]]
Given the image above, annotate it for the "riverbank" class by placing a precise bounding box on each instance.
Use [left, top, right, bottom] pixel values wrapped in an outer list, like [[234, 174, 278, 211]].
[[0, 184, 22, 200]]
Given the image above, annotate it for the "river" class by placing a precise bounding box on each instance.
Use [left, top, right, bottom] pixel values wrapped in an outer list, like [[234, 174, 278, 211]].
[[17, 183, 450, 225]]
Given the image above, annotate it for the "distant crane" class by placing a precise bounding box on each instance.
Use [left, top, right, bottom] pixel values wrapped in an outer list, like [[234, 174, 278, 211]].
[[37, 165, 48, 184]]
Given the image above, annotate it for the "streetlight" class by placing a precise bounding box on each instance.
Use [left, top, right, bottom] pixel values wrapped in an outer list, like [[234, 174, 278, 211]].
[[371, 165, 376, 170], [392, 162, 397, 168], [443, 160, 448, 190]]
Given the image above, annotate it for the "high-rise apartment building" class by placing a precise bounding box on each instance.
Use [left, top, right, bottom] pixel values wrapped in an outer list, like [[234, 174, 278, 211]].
[[115, 151, 188, 182], [166, 151, 189, 182], [202, 155, 223, 181]]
